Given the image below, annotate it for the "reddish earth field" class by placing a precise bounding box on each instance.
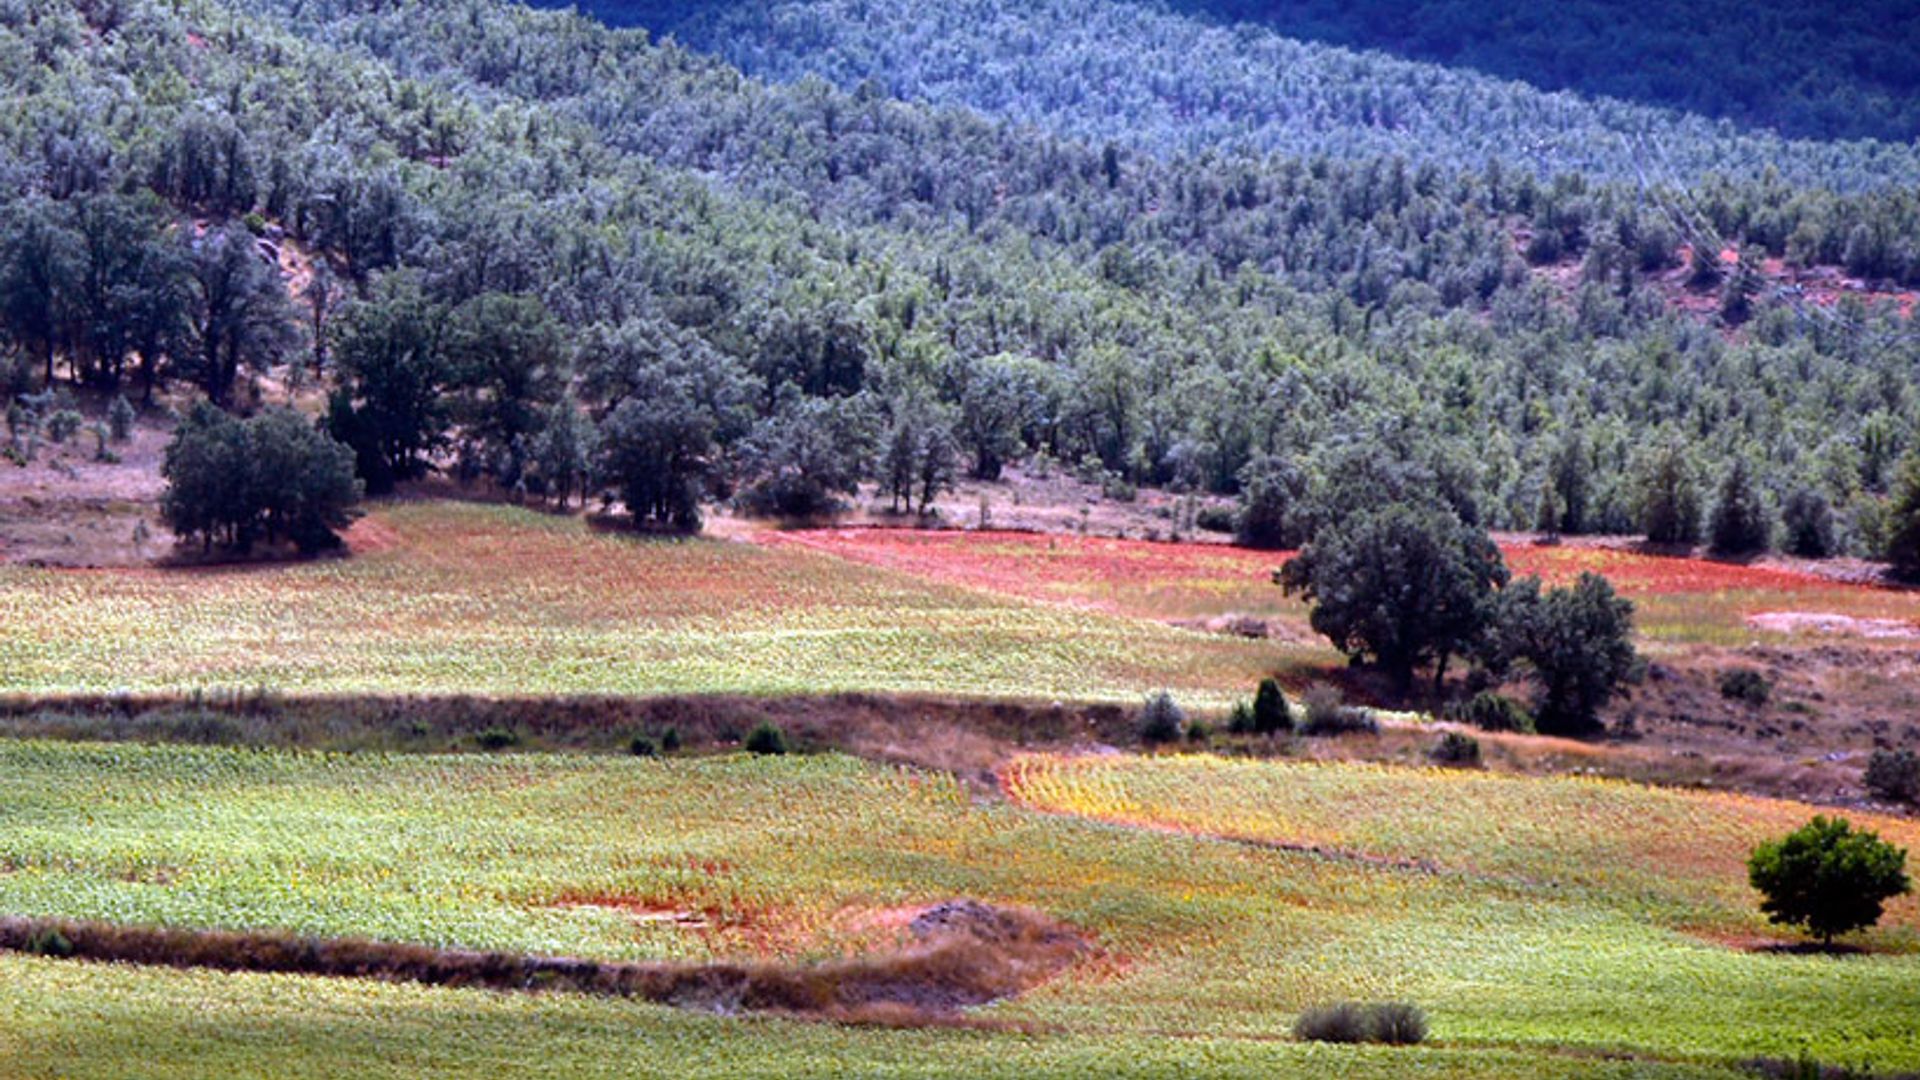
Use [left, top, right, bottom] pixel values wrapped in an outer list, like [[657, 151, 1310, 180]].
[[753, 524, 1920, 809], [756, 525, 1920, 645]]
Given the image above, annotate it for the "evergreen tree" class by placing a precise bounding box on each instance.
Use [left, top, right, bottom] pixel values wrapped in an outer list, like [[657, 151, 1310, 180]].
[[1886, 454, 1920, 582], [1781, 488, 1836, 558], [1639, 441, 1702, 546], [1708, 458, 1771, 556]]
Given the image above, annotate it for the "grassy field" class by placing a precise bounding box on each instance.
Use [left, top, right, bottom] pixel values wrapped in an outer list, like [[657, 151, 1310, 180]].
[[0, 503, 1274, 703], [0, 740, 1914, 1074]]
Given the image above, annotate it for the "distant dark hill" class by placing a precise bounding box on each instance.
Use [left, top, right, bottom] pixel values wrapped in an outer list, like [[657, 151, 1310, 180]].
[[552, 0, 1920, 144], [530, 0, 1920, 189], [1174, 0, 1920, 142]]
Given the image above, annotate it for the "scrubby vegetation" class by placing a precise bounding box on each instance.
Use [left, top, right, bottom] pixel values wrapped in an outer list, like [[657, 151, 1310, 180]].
[[1864, 750, 1920, 806]]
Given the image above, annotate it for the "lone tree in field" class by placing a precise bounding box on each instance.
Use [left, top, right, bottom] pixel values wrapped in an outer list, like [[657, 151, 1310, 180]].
[[1748, 817, 1911, 946], [1483, 572, 1637, 736], [1280, 503, 1507, 695]]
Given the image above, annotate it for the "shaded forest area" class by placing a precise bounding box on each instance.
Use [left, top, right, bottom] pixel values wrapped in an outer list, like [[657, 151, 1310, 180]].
[[557, 0, 1920, 178], [1181, 0, 1920, 142]]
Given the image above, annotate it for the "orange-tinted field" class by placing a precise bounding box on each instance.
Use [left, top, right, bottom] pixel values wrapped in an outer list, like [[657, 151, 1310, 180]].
[[764, 527, 1920, 647], [0, 504, 1278, 701], [759, 528, 1302, 622]]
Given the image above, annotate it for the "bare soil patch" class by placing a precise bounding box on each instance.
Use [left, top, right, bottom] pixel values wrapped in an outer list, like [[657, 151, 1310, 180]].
[[1746, 612, 1920, 640]]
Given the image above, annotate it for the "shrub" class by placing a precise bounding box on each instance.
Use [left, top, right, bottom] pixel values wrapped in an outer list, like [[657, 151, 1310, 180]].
[[628, 735, 657, 757], [1748, 816, 1911, 945], [1138, 691, 1186, 745], [1864, 748, 1919, 804], [1195, 505, 1236, 534], [659, 727, 682, 753], [1293, 1002, 1427, 1045], [1292, 1002, 1369, 1043], [1298, 685, 1378, 736], [1185, 718, 1211, 743], [25, 927, 74, 959], [1719, 669, 1772, 707], [108, 395, 136, 441], [1252, 677, 1292, 734], [475, 727, 519, 751], [744, 720, 788, 755], [1448, 691, 1535, 734], [1367, 1002, 1429, 1045], [1226, 701, 1255, 735], [1431, 731, 1482, 767], [47, 408, 82, 444]]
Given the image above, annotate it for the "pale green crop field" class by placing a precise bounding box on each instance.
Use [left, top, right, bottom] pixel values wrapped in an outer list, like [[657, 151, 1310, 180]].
[[0, 954, 1742, 1079], [0, 502, 1275, 704], [0, 741, 1914, 1075]]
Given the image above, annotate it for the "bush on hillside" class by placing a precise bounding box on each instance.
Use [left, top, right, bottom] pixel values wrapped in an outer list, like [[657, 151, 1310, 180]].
[[744, 720, 789, 755], [1430, 731, 1482, 767], [1719, 669, 1772, 707], [1298, 686, 1378, 736], [1446, 691, 1535, 734], [1138, 691, 1186, 745], [1863, 748, 1918, 804], [1252, 677, 1292, 735]]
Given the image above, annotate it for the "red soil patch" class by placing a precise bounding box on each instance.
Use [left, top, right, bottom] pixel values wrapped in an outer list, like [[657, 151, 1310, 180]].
[[754, 526, 1288, 622], [759, 525, 1912, 619], [1500, 543, 1839, 594]]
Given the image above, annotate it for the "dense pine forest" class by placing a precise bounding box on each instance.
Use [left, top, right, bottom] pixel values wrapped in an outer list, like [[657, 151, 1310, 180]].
[[4, 0, 1919, 551]]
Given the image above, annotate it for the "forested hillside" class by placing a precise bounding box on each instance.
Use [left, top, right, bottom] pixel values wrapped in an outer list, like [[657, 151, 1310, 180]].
[[559, 0, 1920, 187], [3, 0, 1918, 555]]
